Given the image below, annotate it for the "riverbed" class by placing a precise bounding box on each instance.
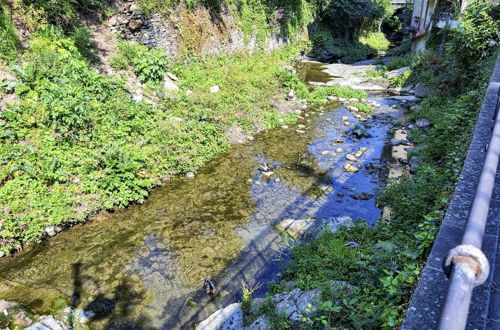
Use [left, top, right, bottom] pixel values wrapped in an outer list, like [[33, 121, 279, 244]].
[[0, 61, 407, 329]]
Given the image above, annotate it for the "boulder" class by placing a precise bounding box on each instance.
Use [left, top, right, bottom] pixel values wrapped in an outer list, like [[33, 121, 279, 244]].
[[245, 315, 271, 329], [384, 67, 410, 79], [0, 300, 18, 312], [25, 316, 64, 330], [128, 19, 143, 31], [350, 192, 374, 200], [45, 226, 57, 237], [197, 303, 243, 330], [13, 311, 33, 327], [414, 82, 433, 98], [164, 78, 180, 93]]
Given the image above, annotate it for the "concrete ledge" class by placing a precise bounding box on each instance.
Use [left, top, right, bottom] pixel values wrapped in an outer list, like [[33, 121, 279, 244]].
[[402, 55, 500, 329]]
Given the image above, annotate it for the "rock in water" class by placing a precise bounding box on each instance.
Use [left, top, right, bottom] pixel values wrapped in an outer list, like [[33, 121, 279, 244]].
[[197, 303, 243, 329], [346, 154, 357, 162], [343, 163, 359, 173], [335, 148, 344, 153]]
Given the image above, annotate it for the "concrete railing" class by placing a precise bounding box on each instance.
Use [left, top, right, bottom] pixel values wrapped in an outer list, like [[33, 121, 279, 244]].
[[402, 55, 500, 330]]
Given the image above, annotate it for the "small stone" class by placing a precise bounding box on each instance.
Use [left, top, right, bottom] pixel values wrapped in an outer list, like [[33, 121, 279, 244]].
[[296, 130, 305, 134], [390, 138, 402, 146], [186, 172, 195, 179], [344, 121, 350, 126], [350, 192, 374, 200], [297, 124, 306, 129], [275, 178, 281, 182], [286, 90, 295, 101], [335, 148, 344, 153], [321, 151, 329, 156], [346, 154, 357, 162], [128, 19, 143, 31], [301, 105, 307, 110], [281, 125, 289, 129], [354, 151, 363, 158], [209, 85, 220, 94], [359, 147, 368, 152], [342, 116, 349, 122], [45, 226, 56, 237], [343, 163, 359, 173], [337, 192, 344, 197], [262, 171, 274, 180], [0, 251, 4, 258], [255, 181, 261, 186]]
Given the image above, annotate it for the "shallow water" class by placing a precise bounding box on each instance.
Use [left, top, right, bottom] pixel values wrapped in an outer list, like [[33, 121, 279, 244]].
[[0, 67, 404, 329]]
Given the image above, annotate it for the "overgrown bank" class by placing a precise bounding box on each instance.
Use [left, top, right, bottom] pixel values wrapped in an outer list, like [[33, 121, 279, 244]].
[[240, 1, 499, 328]]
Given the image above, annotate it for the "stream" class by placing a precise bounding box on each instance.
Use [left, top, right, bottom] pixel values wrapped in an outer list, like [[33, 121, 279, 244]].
[[0, 60, 407, 329]]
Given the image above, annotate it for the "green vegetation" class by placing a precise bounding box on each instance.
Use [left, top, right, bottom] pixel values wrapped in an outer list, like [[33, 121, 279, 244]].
[[0, 22, 307, 253], [359, 32, 391, 52], [112, 42, 170, 83], [350, 102, 373, 113]]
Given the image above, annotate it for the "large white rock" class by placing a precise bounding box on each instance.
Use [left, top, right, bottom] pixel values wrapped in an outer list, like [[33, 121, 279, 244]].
[[164, 78, 180, 93], [384, 67, 410, 79], [197, 303, 243, 330]]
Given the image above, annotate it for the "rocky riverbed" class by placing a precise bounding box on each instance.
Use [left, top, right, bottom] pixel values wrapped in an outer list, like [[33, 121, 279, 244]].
[[0, 58, 422, 329]]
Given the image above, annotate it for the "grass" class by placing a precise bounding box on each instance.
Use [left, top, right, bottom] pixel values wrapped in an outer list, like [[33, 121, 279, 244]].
[[349, 102, 373, 113], [359, 32, 391, 53]]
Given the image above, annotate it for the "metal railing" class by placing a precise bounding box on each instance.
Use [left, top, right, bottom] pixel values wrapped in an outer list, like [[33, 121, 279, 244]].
[[438, 81, 500, 329]]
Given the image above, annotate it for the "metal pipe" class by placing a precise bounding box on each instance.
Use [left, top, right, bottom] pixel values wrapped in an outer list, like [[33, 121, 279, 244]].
[[438, 81, 500, 330]]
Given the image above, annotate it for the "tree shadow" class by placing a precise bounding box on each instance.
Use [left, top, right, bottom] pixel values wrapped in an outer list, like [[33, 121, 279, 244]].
[[68, 262, 152, 329]]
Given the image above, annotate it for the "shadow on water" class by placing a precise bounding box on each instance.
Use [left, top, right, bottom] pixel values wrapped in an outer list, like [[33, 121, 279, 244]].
[[68, 262, 152, 329]]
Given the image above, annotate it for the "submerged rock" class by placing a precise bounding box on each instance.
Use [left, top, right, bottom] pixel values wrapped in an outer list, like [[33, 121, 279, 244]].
[[276, 217, 354, 238], [25, 316, 64, 330], [350, 192, 374, 200]]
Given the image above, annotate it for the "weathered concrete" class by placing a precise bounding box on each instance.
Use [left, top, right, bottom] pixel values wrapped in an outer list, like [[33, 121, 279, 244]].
[[402, 55, 500, 329]]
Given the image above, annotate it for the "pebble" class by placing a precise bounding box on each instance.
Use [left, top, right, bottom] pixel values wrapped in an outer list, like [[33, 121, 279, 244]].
[[343, 121, 350, 126], [335, 148, 344, 153], [321, 151, 329, 156], [275, 178, 281, 182], [0, 251, 5, 258], [296, 130, 305, 134], [186, 172, 195, 179], [255, 181, 261, 186], [360, 147, 368, 152], [343, 163, 359, 173], [281, 125, 289, 129], [354, 151, 363, 158], [346, 154, 357, 162], [297, 124, 306, 129], [342, 116, 349, 122]]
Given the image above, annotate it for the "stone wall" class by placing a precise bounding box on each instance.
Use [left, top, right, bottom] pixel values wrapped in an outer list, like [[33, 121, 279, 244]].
[[108, 0, 304, 58]]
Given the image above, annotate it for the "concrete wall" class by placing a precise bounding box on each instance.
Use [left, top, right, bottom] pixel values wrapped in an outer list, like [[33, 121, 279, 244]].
[[402, 55, 500, 329]]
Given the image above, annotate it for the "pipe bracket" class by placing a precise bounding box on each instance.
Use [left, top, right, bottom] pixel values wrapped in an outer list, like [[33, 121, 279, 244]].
[[442, 244, 490, 287]]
